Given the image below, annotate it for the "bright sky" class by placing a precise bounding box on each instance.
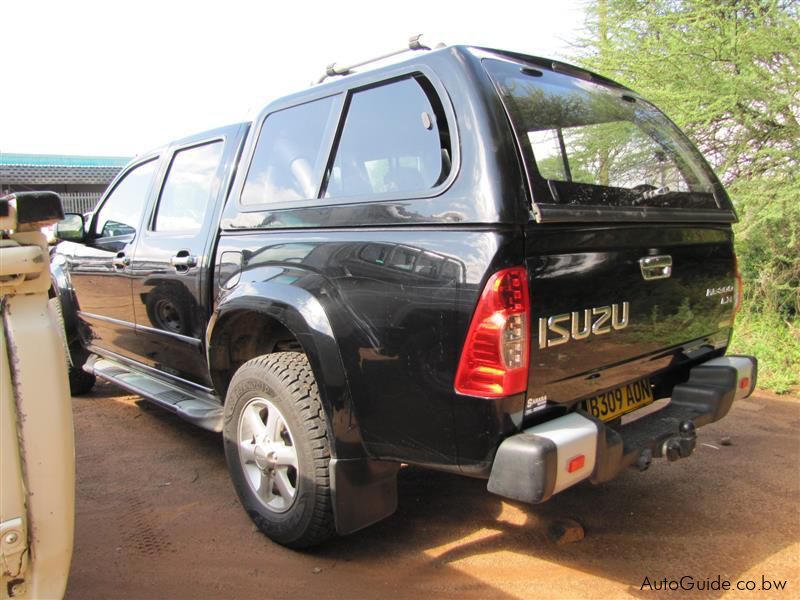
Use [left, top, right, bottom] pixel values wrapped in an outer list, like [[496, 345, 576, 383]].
[[2, 0, 587, 158]]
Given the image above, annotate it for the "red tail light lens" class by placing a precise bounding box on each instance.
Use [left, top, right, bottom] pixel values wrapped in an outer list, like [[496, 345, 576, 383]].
[[733, 253, 744, 315], [454, 266, 530, 398]]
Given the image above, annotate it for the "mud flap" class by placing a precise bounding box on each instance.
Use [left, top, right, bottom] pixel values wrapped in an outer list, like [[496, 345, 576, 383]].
[[330, 458, 399, 535]]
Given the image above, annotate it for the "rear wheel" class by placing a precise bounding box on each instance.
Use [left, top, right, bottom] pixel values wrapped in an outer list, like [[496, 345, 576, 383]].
[[223, 352, 335, 548]]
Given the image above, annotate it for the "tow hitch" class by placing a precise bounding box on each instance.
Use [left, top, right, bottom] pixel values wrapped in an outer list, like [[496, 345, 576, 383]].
[[659, 420, 697, 463], [633, 420, 696, 471]]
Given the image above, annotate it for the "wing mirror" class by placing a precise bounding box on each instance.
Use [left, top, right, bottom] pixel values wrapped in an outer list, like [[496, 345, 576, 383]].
[[55, 213, 87, 242]]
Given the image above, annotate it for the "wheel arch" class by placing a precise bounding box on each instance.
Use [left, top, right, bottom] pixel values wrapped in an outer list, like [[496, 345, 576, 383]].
[[207, 284, 363, 460], [209, 285, 401, 535], [49, 254, 90, 365]]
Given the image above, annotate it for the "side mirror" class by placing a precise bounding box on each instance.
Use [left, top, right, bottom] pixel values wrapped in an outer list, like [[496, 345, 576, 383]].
[[55, 214, 86, 242]]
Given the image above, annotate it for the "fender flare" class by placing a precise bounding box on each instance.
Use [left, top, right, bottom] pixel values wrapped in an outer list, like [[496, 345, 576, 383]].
[[208, 280, 362, 460]]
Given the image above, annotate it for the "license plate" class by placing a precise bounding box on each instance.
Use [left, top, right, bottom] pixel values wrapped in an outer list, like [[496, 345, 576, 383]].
[[581, 378, 654, 422]]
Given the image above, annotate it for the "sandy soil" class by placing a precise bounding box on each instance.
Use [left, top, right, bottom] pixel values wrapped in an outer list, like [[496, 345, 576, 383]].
[[65, 383, 799, 599]]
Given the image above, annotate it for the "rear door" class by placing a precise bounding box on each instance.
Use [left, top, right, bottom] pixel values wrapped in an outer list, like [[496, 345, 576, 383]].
[[128, 124, 246, 387], [482, 57, 739, 408]]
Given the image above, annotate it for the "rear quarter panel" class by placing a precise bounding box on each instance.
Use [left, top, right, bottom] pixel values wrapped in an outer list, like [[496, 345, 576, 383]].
[[214, 228, 523, 468]]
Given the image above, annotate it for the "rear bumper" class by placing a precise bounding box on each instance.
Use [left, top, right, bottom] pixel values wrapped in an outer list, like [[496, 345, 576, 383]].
[[487, 355, 757, 504]]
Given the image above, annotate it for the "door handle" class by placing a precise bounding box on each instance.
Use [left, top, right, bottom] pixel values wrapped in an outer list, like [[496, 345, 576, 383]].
[[112, 254, 130, 269], [639, 255, 672, 280], [170, 254, 198, 268]]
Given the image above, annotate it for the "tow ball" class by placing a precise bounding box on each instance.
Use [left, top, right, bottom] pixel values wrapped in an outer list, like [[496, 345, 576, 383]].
[[662, 420, 697, 462]]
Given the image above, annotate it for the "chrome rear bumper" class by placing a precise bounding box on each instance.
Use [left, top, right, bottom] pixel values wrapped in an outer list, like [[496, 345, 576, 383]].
[[487, 355, 757, 504]]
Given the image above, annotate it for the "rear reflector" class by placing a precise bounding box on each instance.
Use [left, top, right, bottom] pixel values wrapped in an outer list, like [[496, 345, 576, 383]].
[[740, 377, 750, 390], [454, 266, 530, 398], [567, 455, 585, 473]]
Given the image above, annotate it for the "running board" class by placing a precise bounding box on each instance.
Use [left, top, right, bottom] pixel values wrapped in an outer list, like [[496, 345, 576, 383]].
[[84, 355, 223, 432]]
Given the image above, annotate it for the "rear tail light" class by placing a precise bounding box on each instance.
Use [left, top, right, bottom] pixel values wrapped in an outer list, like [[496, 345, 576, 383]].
[[455, 266, 530, 397], [733, 253, 744, 315]]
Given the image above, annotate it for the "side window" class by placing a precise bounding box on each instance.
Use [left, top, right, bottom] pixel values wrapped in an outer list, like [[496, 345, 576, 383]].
[[323, 76, 451, 199], [241, 96, 338, 205], [154, 141, 224, 232], [94, 159, 158, 238]]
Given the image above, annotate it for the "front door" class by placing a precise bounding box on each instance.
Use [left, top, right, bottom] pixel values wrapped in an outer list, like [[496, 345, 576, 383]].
[[69, 157, 160, 362]]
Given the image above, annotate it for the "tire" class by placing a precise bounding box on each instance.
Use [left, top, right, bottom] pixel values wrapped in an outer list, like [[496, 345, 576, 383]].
[[49, 293, 96, 395], [223, 352, 335, 549], [69, 366, 96, 395]]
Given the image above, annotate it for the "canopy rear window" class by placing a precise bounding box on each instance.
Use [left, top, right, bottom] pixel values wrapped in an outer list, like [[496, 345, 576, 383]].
[[483, 58, 735, 222]]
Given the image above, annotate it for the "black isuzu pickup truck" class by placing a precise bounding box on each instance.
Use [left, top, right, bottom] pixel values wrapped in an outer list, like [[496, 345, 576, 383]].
[[51, 42, 757, 548]]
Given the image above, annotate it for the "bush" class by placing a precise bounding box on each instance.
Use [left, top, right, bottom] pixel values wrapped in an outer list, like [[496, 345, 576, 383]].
[[730, 308, 800, 394], [732, 177, 800, 322], [729, 176, 799, 394]]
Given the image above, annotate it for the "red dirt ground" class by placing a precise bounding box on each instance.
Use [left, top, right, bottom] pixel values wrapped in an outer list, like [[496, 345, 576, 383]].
[[66, 383, 799, 599]]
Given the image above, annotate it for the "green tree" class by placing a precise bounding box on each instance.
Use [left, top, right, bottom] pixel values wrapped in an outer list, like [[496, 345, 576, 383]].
[[577, 0, 800, 391]]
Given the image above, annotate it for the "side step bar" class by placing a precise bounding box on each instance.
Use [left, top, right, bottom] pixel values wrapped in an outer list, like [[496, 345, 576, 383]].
[[84, 355, 223, 432]]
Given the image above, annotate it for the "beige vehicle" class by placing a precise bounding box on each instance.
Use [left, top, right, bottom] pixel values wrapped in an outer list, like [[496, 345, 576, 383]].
[[0, 192, 74, 599]]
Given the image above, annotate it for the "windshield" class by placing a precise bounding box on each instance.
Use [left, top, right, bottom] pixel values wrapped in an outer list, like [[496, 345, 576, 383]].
[[484, 58, 724, 211]]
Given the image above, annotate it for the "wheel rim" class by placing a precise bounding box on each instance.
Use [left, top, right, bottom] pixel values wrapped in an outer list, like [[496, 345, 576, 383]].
[[237, 397, 299, 513], [154, 299, 183, 333]]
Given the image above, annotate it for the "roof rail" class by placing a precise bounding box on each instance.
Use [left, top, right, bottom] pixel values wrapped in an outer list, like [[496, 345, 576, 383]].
[[315, 34, 441, 84]]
